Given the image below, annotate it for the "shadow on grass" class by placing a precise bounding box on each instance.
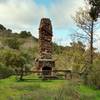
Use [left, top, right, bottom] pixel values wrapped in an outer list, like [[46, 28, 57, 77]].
[[16, 78, 54, 83]]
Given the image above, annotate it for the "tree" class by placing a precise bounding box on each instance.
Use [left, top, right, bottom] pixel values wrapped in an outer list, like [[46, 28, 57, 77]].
[[0, 49, 33, 80], [19, 31, 32, 38], [85, 0, 100, 65], [73, 5, 99, 67], [16, 51, 33, 80], [87, 56, 100, 89], [73, 1, 100, 84], [69, 41, 86, 72], [0, 24, 6, 31], [0, 62, 13, 79], [86, 0, 100, 19]]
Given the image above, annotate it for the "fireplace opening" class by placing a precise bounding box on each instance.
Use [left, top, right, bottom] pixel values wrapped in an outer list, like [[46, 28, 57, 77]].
[[42, 66, 52, 76]]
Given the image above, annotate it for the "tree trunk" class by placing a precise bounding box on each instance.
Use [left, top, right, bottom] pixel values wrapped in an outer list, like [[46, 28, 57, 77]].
[[84, 20, 94, 84], [20, 67, 24, 80], [90, 20, 94, 66]]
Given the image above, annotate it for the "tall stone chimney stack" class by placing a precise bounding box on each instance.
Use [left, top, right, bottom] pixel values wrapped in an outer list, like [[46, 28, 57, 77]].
[[36, 18, 55, 76], [39, 18, 52, 59]]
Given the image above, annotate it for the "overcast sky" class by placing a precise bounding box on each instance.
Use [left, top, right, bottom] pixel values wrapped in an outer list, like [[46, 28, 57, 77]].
[[0, 0, 100, 51]]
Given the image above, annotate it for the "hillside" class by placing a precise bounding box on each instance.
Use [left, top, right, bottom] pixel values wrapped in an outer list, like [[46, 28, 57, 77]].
[[0, 24, 69, 70]]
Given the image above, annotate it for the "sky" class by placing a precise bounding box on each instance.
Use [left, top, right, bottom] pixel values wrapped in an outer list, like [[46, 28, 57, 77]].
[[0, 0, 100, 51]]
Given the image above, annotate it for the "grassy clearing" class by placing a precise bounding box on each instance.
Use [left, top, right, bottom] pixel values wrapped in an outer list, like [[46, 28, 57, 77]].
[[0, 74, 100, 100], [0, 75, 65, 100]]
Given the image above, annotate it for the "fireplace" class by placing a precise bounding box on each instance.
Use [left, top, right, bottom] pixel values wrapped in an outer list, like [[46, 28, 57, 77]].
[[42, 66, 52, 76], [36, 59, 55, 76]]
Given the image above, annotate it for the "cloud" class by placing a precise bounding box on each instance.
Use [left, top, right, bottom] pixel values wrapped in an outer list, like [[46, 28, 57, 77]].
[[0, 0, 49, 37], [0, 0, 84, 31], [0, 0, 47, 25], [2, 0, 100, 51], [49, 0, 84, 29], [0, 0, 8, 3]]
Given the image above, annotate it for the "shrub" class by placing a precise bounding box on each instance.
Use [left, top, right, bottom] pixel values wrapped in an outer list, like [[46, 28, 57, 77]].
[[86, 59, 100, 89], [19, 31, 32, 38], [0, 49, 33, 80], [0, 62, 14, 79], [3, 38, 22, 49]]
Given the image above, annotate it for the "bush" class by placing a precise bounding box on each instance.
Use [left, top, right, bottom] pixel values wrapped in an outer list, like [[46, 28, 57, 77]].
[[87, 68, 100, 89], [0, 24, 6, 31], [0, 62, 14, 79], [54, 82, 80, 100], [19, 31, 32, 38], [3, 38, 22, 49], [86, 59, 100, 89], [0, 49, 33, 80]]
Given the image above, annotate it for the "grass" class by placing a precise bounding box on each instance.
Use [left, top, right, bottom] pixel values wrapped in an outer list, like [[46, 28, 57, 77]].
[[78, 84, 100, 100], [0, 74, 66, 100], [0, 74, 100, 100]]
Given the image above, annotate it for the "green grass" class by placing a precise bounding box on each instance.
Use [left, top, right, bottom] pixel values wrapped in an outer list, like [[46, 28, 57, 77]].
[[78, 84, 100, 100], [0, 75, 65, 100], [0, 75, 100, 100]]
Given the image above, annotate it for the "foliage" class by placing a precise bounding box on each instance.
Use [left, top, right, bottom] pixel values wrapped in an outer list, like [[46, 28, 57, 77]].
[[86, 0, 100, 20], [3, 38, 22, 49], [15, 51, 33, 80], [73, 7, 93, 35], [0, 62, 14, 79], [53, 43, 66, 54], [0, 49, 18, 67], [0, 49, 33, 80], [0, 24, 6, 31], [19, 31, 32, 38], [86, 58, 100, 89], [73, 0, 100, 86]]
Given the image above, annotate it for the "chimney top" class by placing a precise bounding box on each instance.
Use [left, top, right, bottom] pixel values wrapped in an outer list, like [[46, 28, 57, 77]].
[[39, 18, 52, 35]]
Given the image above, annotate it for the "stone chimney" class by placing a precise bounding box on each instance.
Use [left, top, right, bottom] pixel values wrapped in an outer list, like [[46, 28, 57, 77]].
[[36, 18, 55, 76], [39, 18, 52, 59]]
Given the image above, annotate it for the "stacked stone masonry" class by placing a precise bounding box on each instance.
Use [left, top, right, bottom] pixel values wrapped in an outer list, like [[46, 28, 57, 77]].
[[36, 18, 55, 75]]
